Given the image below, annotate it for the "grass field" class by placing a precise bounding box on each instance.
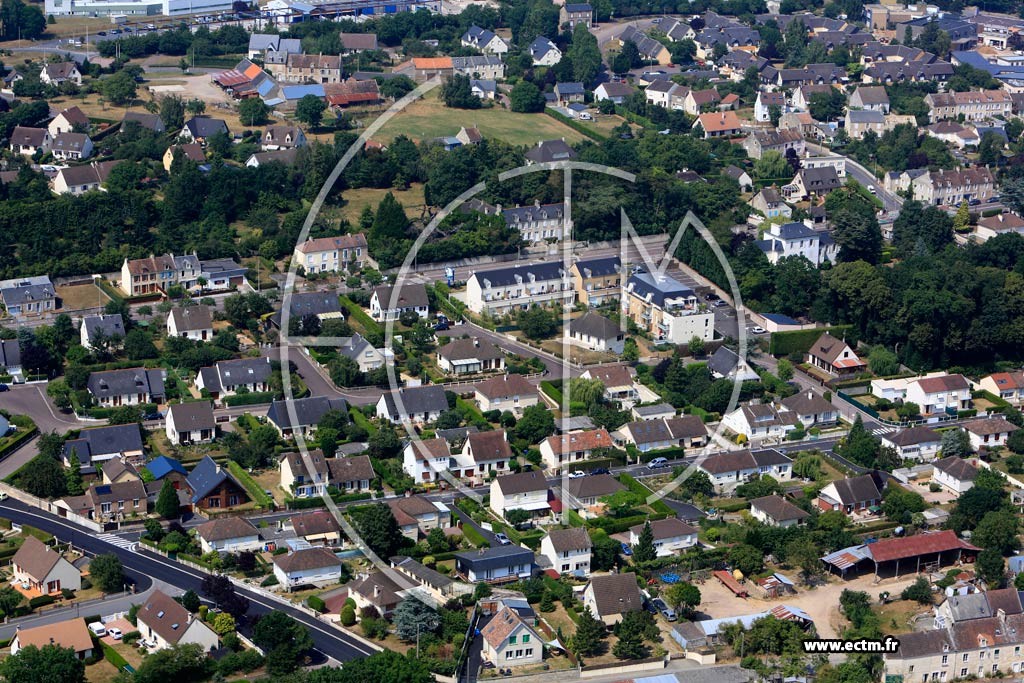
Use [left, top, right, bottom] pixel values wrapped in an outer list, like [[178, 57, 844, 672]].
[[377, 92, 587, 147], [56, 283, 110, 311], [331, 184, 426, 225]]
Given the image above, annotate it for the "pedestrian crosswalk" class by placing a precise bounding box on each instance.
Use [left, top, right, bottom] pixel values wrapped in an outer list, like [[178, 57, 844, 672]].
[[871, 426, 897, 437], [96, 533, 136, 551]]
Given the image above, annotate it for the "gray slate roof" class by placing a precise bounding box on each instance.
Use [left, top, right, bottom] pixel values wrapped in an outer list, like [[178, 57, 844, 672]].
[[0, 339, 19, 369], [268, 396, 348, 430], [187, 455, 241, 503], [626, 272, 695, 308], [82, 314, 125, 342], [62, 424, 144, 467], [568, 312, 620, 341], [379, 385, 448, 418], [167, 401, 215, 432], [87, 368, 165, 401]]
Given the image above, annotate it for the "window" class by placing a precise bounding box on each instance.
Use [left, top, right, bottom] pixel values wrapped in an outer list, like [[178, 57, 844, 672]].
[[961, 670, 968, 678], [522, 635, 530, 644], [509, 635, 516, 645], [525, 649, 533, 657], [942, 656, 948, 665], [963, 655, 969, 662]]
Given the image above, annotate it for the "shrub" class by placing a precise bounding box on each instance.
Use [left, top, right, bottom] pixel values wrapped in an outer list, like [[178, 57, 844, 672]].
[[122, 631, 141, 644], [260, 575, 279, 587], [340, 605, 356, 626], [28, 594, 55, 609], [308, 596, 326, 613]]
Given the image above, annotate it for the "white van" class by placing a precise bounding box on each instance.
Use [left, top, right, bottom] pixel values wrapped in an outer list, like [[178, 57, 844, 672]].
[[578, 112, 592, 121], [88, 622, 107, 637]]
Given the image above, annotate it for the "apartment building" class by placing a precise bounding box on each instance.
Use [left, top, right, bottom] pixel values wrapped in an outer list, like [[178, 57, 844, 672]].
[[502, 202, 568, 244], [622, 272, 714, 344], [925, 89, 1013, 122], [292, 233, 372, 274], [277, 53, 343, 84], [120, 253, 200, 296], [466, 263, 574, 315], [570, 256, 621, 307], [911, 166, 996, 207]]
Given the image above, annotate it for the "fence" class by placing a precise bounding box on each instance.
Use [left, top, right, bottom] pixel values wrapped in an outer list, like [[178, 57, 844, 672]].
[[835, 390, 960, 429], [0, 483, 104, 532]]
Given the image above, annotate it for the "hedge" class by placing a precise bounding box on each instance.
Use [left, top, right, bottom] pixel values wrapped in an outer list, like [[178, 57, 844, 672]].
[[224, 392, 279, 407], [768, 325, 854, 357], [0, 423, 38, 460], [29, 594, 55, 609], [619, 474, 673, 516], [586, 511, 669, 535], [307, 596, 326, 612], [349, 407, 378, 436], [21, 525, 54, 543], [225, 461, 274, 510], [539, 381, 563, 405], [543, 109, 608, 142], [461, 523, 489, 548], [102, 642, 131, 672], [339, 295, 383, 336], [286, 490, 372, 509]]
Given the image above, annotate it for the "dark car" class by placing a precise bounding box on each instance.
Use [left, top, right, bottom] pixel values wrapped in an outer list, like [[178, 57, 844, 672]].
[[644, 600, 658, 615], [651, 598, 677, 621], [713, 300, 728, 308], [433, 321, 450, 331], [704, 292, 719, 301], [97, 31, 107, 35], [590, 467, 610, 475], [0, 384, 8, 392], [969, 199, 982, 206]]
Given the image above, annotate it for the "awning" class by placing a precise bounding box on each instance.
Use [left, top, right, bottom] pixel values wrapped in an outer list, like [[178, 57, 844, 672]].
[[511, 501, 550, 512]]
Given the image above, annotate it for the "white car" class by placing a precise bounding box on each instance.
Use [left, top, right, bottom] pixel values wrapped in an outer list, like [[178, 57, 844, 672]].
[[107, 627, 123, 640], [88, 622, 107, 637], [567, 470, 586, 479], [578, 112, 592, 121], [751, 326, 766, 334]]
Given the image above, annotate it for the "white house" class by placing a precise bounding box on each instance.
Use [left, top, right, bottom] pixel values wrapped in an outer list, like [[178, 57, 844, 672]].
[[962, 416, 1018, 451], [722, 403, 800, 440], [165, 401, 215, 446], [932, 456, 979, 495], [453, 430, 514, 484], [754, 91, 787, 122], [565, 312, 624, 354], [539, 428, 614, 473], [755, 221, 838, 267], [465, 262, 573, 315], [905, 374, 972, 416], [51, 133, 93, 161], [48, 106, 89, 137], [698, 449, 792, 491], [461, 26, 510, 55], [529, 37, 562, 66], [474, 374, 539, 416], [628, 518, 698, 557], [402, 438, 453, 483], [815, 474, 882, 515], [369, 283, 429, 322], [196, 517, 262, 554], [79, 314, 125, 351], [292, 233, 371, 274], [978, 371, 1024, 405], [376, 386, 448, 424], [540, 528, 592, 576], [881, 426, 943, 461], [779, 391, 839, 426], [196, 357, 273, 404], [749, 495, 809, 528], [138, 590, 219, 653], [613, 416, 708, 453], [481, 607, 543, 667], [454, 545, 534, 583], [582, 572, 643, 625], [11, 536, 81, 595], [40, 62, 82, 86], [806, 332, 866, 377], [273, 548, 346, 590], [167, 305, 214, 341], [490, 471, 549, 519], [437, 338, 506, 375]]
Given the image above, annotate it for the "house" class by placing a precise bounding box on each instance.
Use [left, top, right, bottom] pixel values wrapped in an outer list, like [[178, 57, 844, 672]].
[[452, 56, 505, 80], [523, 139, 577, 165], [743, 129, 805, 160], [144, 456, 189, 488], [474, 374, 539, 415], [554, 82, 585, 106], [582, 572, 642, 625], [581, 365, 639, 406], [102, 458, 140, 485], [51, 133, 93, 161], [881, 425, 943, 461], [925, 121, 981, 150], [461, 25, 509, 55], [328, 455, 376, 492], [59, 479, 147, 523], [138, 590, 219, 652], [749, 495, 809, 527], [47, 106, 89, 138], [80, 314, 125, 351], [844, 110, 916, 140], [402, 438, 453, 483], [629, 518, 698, 557], [0, 339, 19, 379], [51, 160, 122, 195], [481, 606, 544, 667], [539, 429, 614, 472], [9, 126, 51, 156], [248, 33, 303, 59], [369, 283, 429, 321], [180, 117, 229, 145], [816, 474, 882, 514], [698, 449, 793, 491], [750, 187, 793, 221], [723, 165, 753, 191], [395, 57, 454, 82], [62, 424, 145, 474], [346, 571, 405, 617], [541, 528, 592, 576], [932, 456, 979, 494], [780, 390, 839, 426], [186, 456, 250, 511], [490, 471, 549, 519], [87, 368, 165, 407], [272, 291, 345, 328], [708, 346, 760, 382], [455, 430, 514, 482], [41, 62, 82, 86], [501, 201, 568, 244], [754, 91, 787, 122], [199, 258, 246, 293], [122, 111, 165, 133], [0, 275, 55, 318], [273, 547, 345, 589], [11, 536, 81, 595], [163, 143, 206, 172], [388, 495, 450, 538], [911, 166, 996, 207], [119, 253, 200, 296], [324, 79, 382, 108], [437, 338, 506, 375], [338, 333, 388, 373], [594, 82, 636, 104], [292, 233, 371, 274], [906, 373, 972, 416], [805, 332, 865, 376], [457, 126, 484, 145], [376, 386, 448, 424], [849, 86, 890, 113], [566, 312, 624, 354], [290, 510, 342, 546], [791, 166, 842, 199], [631, 403, 676, 422], [925, 89, 1013, 122], [196, 357, 273, 403], [617, 25, 672, 65], [261, 125, 306, 151], [962, 416, 1019, 451], [755, 221, 838, 266], [622, 272, 715, 344], [165, 401, 216, 446], [975, 212, 1024, 241], [615, 416, 709, 453], [269, 396, 349, 437], [280, 53, 343, 84], [454, 545, 534, 583], [559, 3, 592, 29], [167, 304, 213, 341], [196, 517, 262, 554], [561, 474, 626, 515], [570, 256, 621, 308], [471, 79, 497, 100], [530, 37, 562, 66], [694, 111, 743, 138], [722, 403, 800, 440], [11, 619, 93, 659], [280, 450, 330, 498], [979, 371, 1024, 405]]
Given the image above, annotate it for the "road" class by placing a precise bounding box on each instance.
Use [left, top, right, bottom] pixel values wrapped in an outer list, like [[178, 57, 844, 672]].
[[805, 142, 903, 213], [0, 499, 377, 663]]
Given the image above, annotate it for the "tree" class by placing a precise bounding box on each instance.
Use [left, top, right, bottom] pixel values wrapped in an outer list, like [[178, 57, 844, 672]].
[[833, 208, 882, 265], [19, 455, 67, 499], [101, 71, 138, 106], [953, 200, 971, 231], [973, 510, 1019, 556], [808, 88, 846, 121], [368, 425, 401, 459], [663, 582, 701, 617], [681, 470, 714, 498], [753, 150, 791, 180], [505, 508, 532, 526], [514, 404, 556, 443], [65, 457, 83, 496], [632, 520, 657, 563], [978, 131, 1003, 165], [941, 429, 972, 458], [124, 328, 158, 360], [688, 335, 705, 356], [253, 612, 313, 675], [509, 81, 545, 113], [133, 644, 214, 683], [1008, 430, 1024, 454], [776, 358, 794, 381], [900, 576, 933, 604], [90, 553, 125, 593], [393, 596, 439, 642], [568, 23, 602, 84], [949, 485, 1007, 533], [156, 479, 180, 519], [180, 589, 201, 613], [309, 650, 434, 683], [351, 503, 405, 558], [978, 548, 1007, 588], [518, 305, 559, 340], [0, 645, 85, 683], [212, 612, 236, 635], [295, 94, 327, 128], [239, 98, 270, 126], [729, 543, 764, 576], [881, 486, 926, 524], [612, 630, 646, 660], [440, 74, 481, 109], [0, 586, 24, 617], [784, 537, 823, 582], [591, 531, 621, 572], [160, 95, 185, 131], [867, 346, 899, 376]]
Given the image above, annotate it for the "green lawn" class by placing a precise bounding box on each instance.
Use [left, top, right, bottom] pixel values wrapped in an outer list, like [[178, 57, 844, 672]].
[[376, 92, 587, 147]]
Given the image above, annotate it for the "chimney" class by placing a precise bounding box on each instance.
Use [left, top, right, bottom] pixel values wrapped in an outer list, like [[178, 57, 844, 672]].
[[374, 584, 381, 598]]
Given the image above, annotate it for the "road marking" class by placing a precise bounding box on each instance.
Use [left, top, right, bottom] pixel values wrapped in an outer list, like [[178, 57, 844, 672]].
[[96, 533, 136, 550], [871, 427, 896, 436]]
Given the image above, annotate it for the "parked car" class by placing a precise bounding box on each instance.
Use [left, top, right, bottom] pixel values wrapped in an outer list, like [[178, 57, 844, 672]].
[[620, 542, 633, 556], [107, 627, 123, 640], [493, 533, 511, 545], [578, 112, 593, 121], [651, 598, 677, 621], [644, 600, 658, 615], [567, 470, 586, 479], [0, 384, 8, 392], [648, 457, 669, 469], [969, 199, 982, 206], [433, 321, 450, 331], [751, 326, 766, 334], [704, 292, 719, 301], [88, 622, 107, 637], [590, 467, 610, 475], [713, 300, 728, 308]]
